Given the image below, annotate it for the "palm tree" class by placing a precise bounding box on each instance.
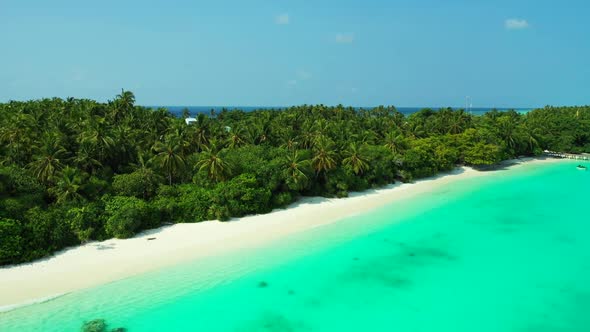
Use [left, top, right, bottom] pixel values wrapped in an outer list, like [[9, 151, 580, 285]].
[[28, 138, 68, 184], [299, 130, 316, 149], [384, 131, 407, 154], [143, 107, 171, 142], [73, 143, 102, 174], [152, 139, 186, 185], [440, 110, 470, 135], [122, 148, 160, 198], [195, 142, 231, 182], [190, 113, 210, 151], [0, 112, 35, 165], [227, 126, 249, 148], [131, 149, 155, 172], [116, 89, 135, 108], [282, 151, 311, 190], [342, 143, 370, 175], [312, 119, 331, 138], [521, 124, 541, 154], [358, 130, 377, 145], [78, 118, 116, 163], [112, 89, 135, 121], [51, 167, 84, 204], [248, 121, 271, 145], [311, 137, 338, 175], [111, 124, 136, 166], [280, 136, 299, 151], [497, 115, 521, 154], [166, 122, 191, 154], [405, 121, 425, 138]]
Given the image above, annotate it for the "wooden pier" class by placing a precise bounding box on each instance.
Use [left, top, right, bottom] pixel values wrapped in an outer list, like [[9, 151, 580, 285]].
[[544, 150, 590, 161]]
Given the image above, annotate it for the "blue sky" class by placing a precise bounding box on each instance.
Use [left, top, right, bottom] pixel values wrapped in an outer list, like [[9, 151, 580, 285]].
[[1, 0, 589, 107]]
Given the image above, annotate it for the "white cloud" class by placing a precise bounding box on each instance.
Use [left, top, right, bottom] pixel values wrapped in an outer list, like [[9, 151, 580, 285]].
[[336, 33, 355, 44], [275, 14, 290, 25], [505, 19, 529, 30]]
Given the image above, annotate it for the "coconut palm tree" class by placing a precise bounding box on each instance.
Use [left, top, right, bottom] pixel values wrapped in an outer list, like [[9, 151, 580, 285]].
[[384, 131, 407, 154], [111, 124, 137, 166], [112, 89, 135, 121], [27, 138, 68, 184], [0, 112, 35, 165], [144, 107, 171, 140], [342, 143, 370, 175], [131, 149, 155, 172], [313, 119, 331, 138], [191, 113, 210, 151], [299, 130, 316, 149], [78, 118, 116, 163], [195, 142, 231, 182], [116, 89, 135, 108], [497, 115, 522, 154], [521, 123, 541, 154], [249, 121, 271, 145], [152, 139, 186, 185], [405, 121, 425, 138], [166, 121, 192, 155], [227, 126, 249, 148], [441, 109, 469, 134], [280, 136, 299, 151], [51, 167, 84, 204], [282, 151, 311, 190], [73, 143, 102, 174], [312, 136, 338, 175]]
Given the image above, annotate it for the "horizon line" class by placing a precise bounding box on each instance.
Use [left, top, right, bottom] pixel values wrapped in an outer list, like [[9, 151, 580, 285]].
[[144, 105, 537, 110]]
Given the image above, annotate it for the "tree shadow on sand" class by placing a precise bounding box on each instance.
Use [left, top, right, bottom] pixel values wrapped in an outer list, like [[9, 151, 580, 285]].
[[92, 243, 116, 250]]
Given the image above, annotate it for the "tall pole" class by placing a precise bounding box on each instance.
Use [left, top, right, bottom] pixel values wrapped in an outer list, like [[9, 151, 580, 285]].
[[466, 96, 472, 114]]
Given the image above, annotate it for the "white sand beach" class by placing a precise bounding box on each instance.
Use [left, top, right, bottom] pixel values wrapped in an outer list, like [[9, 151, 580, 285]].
[[0, 158, 563, 311]]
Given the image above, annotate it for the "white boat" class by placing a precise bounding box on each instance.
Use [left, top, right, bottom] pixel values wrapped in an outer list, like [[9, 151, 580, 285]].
[[576, 165, 587, 170]]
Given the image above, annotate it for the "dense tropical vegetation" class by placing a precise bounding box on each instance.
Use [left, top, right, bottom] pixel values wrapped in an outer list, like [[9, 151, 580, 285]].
[[1, 91, 589, 265]]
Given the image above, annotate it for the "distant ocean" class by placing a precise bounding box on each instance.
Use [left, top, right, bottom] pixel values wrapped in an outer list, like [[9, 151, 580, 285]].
[[146, 106, 532, 117]]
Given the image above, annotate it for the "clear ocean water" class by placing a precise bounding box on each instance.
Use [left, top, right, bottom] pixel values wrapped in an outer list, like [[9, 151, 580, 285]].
[[1, 160, 588, 331]]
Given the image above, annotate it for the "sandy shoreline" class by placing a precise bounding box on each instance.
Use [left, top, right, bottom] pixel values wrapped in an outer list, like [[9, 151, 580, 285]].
[[0, 157, 564, 311]]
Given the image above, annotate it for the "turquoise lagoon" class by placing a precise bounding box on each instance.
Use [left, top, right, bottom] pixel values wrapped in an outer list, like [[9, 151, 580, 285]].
[[1, 160, 589, 331]]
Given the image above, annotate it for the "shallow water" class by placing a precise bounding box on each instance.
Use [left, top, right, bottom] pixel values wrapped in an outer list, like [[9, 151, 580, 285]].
[[2, 161, 589, 331]]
